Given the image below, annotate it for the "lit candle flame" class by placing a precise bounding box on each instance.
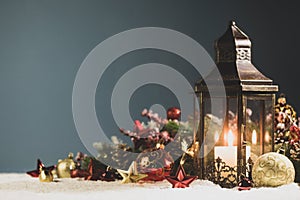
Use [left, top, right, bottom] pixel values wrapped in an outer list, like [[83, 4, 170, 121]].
[[252, 130, 257, 145], [228, 130, 234, 146], [265, 131, 270, 143]]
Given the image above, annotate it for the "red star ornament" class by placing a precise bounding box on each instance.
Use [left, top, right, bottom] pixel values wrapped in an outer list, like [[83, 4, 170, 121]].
[[85, 159, 106, 181], [85, 158, 121, 181], [26, 159, 56, 178], [165, 165, 197, 188]]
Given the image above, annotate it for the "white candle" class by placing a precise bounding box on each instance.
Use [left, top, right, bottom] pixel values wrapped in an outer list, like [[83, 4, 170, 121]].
[[252, 130, 257, 145], [214, 146, 237, 166], [214, 130, 237, 166]]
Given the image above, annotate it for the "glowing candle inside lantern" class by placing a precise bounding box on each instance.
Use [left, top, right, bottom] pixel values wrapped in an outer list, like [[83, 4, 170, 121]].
[[265, 131, 270, 143], [214, 130, 237, 167], [252, 130, 257, 145]]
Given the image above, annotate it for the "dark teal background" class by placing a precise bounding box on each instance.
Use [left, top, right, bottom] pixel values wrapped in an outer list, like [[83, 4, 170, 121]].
[[0, 0, 299, 172]]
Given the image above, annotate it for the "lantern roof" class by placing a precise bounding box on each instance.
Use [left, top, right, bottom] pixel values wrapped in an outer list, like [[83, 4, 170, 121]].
[[196, 21, 278, 93]]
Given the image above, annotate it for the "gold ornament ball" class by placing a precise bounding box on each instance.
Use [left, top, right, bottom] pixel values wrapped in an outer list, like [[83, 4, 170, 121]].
[[56, 152, 76, 178], [252, 152, 295, 187]]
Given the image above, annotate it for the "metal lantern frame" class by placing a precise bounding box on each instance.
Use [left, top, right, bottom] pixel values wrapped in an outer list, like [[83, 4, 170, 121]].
[[194, 21, 278, 188]]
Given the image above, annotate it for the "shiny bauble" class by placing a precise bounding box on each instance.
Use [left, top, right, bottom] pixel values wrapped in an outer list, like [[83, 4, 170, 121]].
[[252, 152, 295, 187], [39, 168, 53, 182], [167, 107, 181, 120], [56, 152, 76, 178]]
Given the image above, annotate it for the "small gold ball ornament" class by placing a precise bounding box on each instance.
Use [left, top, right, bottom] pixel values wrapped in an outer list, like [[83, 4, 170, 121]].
[[56, 152, 76, 178], [252, 152, 295, 187]]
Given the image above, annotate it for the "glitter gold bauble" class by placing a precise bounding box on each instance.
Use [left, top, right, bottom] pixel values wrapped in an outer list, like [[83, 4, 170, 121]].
[[56, 152, 76, 178], [252, 152, 295, 187]]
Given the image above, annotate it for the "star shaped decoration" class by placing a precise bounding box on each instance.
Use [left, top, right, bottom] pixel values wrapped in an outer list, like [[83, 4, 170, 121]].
[[117, 161, 148, 183], [85, 158, 121, 181], [26, 159, 56, 178], [85, 158, 107, 181], [165, 164, 198, 188]]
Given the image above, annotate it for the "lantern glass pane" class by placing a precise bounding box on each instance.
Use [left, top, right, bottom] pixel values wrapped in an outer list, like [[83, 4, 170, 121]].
[[244, 96, 274, 163], [202, 96, 238, 168], [202, 96, 227, 166], [264, 99, 274, 153]]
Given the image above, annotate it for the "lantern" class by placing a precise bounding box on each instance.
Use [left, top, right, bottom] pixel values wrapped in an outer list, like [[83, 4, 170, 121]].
[[194, 21, 278, 188]]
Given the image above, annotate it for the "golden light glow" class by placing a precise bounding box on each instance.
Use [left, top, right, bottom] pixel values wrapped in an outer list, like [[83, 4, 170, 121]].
[[252, 130, 257, 145], [265, 131, 270, 143]]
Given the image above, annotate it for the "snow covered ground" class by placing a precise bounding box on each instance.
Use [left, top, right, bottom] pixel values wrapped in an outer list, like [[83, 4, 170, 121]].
[[0, 173, 300, 200]]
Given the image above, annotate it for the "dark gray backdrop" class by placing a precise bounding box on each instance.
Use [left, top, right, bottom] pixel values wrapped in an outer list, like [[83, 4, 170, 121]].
[[0, 0, 299, 172]]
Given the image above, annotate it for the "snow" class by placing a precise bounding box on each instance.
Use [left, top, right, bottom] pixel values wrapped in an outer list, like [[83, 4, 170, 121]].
[[0, 173, 300, 200]]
